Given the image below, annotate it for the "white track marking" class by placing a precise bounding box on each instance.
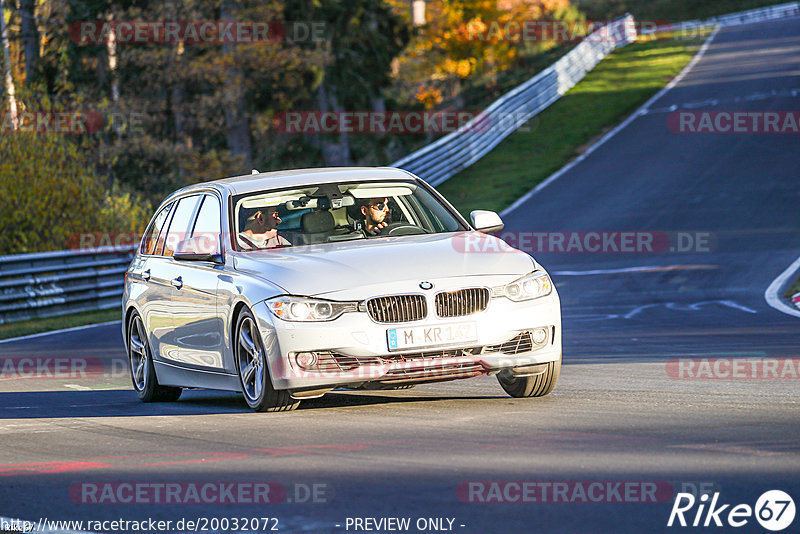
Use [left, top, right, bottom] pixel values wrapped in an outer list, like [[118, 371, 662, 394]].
[[624, 300, 758, 320], [665, 300, 758, 314], [555, 266, 662, 275], [0, 320, 121, 345], [624, 304, 663, 320], [568, 313, 622, 322], [642, 87, 800, 114], [553, 265, 717, 276], [765, 254, 800, 318]]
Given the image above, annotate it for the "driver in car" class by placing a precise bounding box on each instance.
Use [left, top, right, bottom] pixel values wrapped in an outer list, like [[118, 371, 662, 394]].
[[237, 205, 291, 250], [359, 197, 390, 236]]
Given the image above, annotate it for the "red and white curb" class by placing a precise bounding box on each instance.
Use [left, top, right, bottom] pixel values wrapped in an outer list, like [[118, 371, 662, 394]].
[[793, 292, 800, 310]]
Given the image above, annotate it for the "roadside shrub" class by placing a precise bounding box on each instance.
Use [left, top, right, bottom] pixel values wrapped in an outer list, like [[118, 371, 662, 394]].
[[0, 134, 151, 254]]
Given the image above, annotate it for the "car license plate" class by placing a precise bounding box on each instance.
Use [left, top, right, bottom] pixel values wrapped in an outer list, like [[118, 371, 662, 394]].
[[387, 322, 478, 351]]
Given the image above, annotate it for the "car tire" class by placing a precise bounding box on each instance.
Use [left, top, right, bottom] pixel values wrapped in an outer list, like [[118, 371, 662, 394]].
[[127, 311, 182, 403], [235, 307, 300, 412], [497, 357, 561, 398]]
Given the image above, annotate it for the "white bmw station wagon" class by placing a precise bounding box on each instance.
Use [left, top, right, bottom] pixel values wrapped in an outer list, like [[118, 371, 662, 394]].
[[123, 167, 561, 411]]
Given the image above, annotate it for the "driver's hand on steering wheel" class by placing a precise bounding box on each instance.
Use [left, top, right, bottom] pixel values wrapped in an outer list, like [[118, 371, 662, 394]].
[[367, 222, 388, 236]]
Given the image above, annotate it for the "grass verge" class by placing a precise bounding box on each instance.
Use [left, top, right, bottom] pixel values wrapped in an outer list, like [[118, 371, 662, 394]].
[[437, 30, 711, 218], [0, 308, 120, 341]]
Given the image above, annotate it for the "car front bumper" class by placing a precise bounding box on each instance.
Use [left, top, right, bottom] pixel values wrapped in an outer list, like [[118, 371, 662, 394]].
[[253, 286, 562, 393]]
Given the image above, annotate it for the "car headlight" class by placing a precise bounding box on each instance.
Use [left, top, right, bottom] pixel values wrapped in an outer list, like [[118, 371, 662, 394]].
[[266, 296, 359, 322], [493, 271, 553, 302]]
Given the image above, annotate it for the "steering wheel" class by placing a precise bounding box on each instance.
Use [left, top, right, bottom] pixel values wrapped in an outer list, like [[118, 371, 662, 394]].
[[376, 222, 431, 236]]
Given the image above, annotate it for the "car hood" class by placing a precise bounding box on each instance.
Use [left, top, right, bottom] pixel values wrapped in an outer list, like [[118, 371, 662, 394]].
[[233, 232, 535, 297]]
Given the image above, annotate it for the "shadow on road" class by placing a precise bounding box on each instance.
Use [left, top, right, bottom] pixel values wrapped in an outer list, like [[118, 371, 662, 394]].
[[0, 389, 504, 419]]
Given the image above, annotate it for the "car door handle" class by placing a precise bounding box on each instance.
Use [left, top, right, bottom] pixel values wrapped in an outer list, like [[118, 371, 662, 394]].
[[142, 269, 151, 281], [171, 276, 183, 290]]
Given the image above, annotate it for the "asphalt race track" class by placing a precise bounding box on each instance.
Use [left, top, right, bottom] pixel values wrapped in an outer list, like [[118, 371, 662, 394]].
[[1, 18, 799, 534]]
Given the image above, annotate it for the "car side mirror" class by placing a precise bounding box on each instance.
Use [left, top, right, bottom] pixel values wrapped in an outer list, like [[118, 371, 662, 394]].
[[470, 210, 504, 234], [174, 235, 223, 264]]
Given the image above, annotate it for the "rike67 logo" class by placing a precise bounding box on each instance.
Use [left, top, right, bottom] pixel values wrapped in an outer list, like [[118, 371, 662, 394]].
[[668, 490, 795, 531]]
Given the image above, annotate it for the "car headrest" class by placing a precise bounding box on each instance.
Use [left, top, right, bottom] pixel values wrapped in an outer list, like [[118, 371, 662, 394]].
[[301, 210, 335, 234], [346, 203, 365, 221]]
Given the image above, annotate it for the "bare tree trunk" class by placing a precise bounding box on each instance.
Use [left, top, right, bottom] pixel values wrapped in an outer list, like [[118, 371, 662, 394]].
[[19, 0, 39, 82], [106, 13, 119, 103], [0, 0, 19, 129], [220, 0, 252, 169], [172, 42, 186, 141], [105, 12, 120, 141], [172, 40, 187, 184], [312, 83, 351, 167]]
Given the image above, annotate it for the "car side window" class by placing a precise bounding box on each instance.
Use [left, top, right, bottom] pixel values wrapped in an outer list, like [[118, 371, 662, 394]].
[[161, 195, 202, 257], [141, 202, 173, 255], [190, 195, 222, 254]]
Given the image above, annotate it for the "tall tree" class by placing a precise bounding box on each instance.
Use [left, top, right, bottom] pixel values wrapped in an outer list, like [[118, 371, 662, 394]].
[[284, 0, 410, 165], [19, 0, 40, 82], [0, 0, 18, 129], [220, 0, 253, 168]]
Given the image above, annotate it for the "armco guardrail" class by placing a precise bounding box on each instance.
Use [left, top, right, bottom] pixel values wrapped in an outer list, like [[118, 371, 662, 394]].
[[391, 15, 638, 186], [1, 4, 798, 327], [642, 1, 800, 35], [0, 246, 134, 325]]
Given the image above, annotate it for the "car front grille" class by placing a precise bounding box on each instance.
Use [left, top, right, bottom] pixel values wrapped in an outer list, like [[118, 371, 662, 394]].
[[381, 362, 485, 383], [304, 329, 550, 375], [489, 330, 538, 354], [366, 294, 427, 323], [435, 288, 490, 318], [314, 352, 378, 372]]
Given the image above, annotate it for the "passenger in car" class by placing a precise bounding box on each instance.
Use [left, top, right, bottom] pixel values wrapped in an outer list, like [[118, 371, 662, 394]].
[[237, 205, 291, 250], [357, 197, 390, 235]]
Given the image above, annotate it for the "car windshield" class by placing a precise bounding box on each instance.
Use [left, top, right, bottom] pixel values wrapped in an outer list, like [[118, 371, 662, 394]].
[[232, 180, 465, 251]]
